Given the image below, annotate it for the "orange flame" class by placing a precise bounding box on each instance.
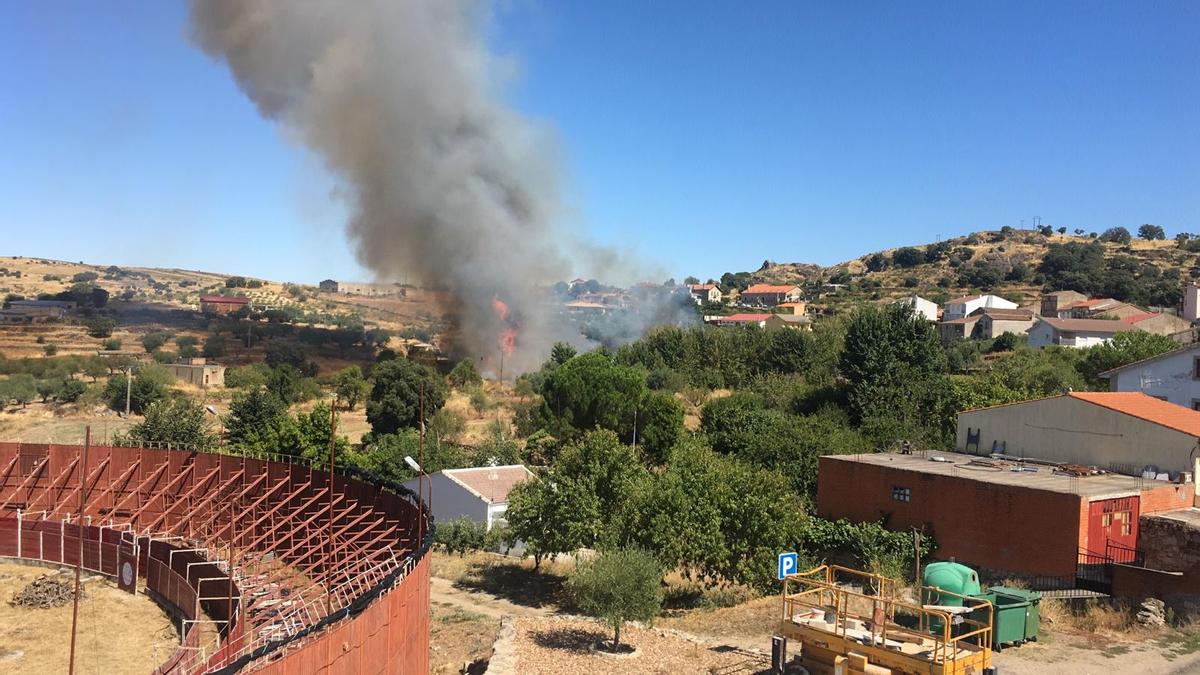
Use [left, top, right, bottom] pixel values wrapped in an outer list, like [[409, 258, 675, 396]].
[[491, 296, 510, 321], [492, 296, 516, 356]]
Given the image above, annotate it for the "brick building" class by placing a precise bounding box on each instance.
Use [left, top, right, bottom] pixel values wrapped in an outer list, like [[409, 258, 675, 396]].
[[817, 452, 1192, 578], [199, 295, 249, 316]]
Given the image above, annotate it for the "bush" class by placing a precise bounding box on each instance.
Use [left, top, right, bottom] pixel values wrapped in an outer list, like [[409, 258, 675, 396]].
[[434, 516, 487, 556], [56, 378, 87, 403], [141, 331, 172, 353], [86, 317, 116, 338], [892, 247, 925, 268], [1100, 227, 1132, 244], [568, 549, 663, 651], [42, 343, 58, 356], [103, 338, 122, 351]]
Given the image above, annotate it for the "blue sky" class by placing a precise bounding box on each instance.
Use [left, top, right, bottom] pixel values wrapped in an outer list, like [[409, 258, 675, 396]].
[[1, 2, 1197, 284]]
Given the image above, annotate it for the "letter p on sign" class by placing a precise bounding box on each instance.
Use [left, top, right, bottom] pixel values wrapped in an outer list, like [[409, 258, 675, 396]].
[[777, 552, 798, 580]]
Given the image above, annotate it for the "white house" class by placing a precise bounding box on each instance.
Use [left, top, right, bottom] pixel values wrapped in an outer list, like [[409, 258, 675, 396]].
[[895, 295, 938, 322], [1027, 317, 1139, 348], [403, 465, 535, 530], [943, 294, 1018, 321], [1101, 343, 1200, 410]]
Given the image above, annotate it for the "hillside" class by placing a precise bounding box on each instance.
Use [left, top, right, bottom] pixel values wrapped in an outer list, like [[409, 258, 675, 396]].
[[741, 228, 1192, 312], [0, 256, 449, 360]]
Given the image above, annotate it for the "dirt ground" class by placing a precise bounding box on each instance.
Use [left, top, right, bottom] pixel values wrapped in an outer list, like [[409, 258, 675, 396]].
[[506, 615, 763, 675], [0, 401, 133, 445], [0, 562, 180, 674]]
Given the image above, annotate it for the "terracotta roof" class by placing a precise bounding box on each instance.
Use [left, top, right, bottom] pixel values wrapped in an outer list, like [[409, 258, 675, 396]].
[[1122, 312, 1161, 324], [742, 284, 798, 294], [720, 313, 771, 322], [442, 465, 535, 505], [199, 295, 249, 304], [1069, 392, 1200, 438], [688, 284, 717, 291], [946, 295, 981, 304], [1037, 317, 1139, 334]]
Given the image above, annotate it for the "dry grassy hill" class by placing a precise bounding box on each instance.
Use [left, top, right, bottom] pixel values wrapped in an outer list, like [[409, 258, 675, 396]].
[[745, 229, 1193, 311]]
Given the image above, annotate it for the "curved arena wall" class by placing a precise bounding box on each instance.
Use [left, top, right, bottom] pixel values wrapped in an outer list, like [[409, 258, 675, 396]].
[[0, 442, 432, 674]]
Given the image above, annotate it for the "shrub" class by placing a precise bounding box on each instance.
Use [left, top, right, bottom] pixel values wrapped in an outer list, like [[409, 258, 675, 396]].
[[103, 338, 122, 351]]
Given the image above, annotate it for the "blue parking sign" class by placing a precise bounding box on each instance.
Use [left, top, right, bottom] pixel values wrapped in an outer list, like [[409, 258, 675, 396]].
[[777, 551, 798, 579]]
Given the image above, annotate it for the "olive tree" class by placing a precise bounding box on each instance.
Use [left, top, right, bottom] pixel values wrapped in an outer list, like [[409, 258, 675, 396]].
[[568, 548, 663, 651]]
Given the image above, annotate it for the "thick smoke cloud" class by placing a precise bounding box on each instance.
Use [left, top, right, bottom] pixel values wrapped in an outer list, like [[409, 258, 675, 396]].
[[189, 0, 573, 371]]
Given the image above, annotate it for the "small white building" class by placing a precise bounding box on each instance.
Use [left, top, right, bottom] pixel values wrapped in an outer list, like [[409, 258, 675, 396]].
[[403, 465, 535, 530], [895, 295, 938, 322], [1101, 343, 1200, 410], [1027, 317, 1139, 348], [1185, 284, 1200, 324], [943, 294, 1018, 321]]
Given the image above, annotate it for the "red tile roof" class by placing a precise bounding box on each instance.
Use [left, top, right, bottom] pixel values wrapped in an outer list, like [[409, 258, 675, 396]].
[[443, 465, 535, 504], [720, 313, 771, 322], [1038, 317, 1139, 334], [688, 284, 717, 291], [742, 284, 798, 294], [1122, 312, 1160, 324], [199, 295, 249, 304], [1069, 392, 1200, 437]]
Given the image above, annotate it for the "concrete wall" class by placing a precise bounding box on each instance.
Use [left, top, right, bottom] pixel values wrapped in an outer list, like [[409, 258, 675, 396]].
[[816, 456, 1085, 577], [403, 473, 488, 526], [1109, 348, 1200, 410], [957, 396, 1198, 473]]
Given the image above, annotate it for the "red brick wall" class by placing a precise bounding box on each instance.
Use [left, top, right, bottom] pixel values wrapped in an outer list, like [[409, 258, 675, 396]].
[[1139, 483, 1194, 515], [817, 456, 1086, 577]]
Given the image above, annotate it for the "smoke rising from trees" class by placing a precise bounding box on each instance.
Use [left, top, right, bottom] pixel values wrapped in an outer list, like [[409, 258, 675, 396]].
[[190, 0, 578, 369]]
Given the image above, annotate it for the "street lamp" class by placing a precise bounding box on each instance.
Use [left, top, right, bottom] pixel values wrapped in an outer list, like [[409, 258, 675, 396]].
[[406, 455, 433, 547]]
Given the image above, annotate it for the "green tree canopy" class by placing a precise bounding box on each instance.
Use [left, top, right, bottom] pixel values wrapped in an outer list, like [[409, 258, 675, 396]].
[[116, 398, 219, 451], [333, 366, 370, 410], [447, 359, 482, 389], [839, 303, 945, 425], [540, 352, 647, 442], [568, 549, 663, 651], [366, 358, 447, 434]]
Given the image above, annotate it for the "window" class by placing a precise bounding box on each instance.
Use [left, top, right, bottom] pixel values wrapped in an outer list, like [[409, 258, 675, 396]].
[[1102, 513, 1113, 527], [892, 486, 911, 502], [1122, 522, 1132, 536], [1192, 399, 1200, 412]]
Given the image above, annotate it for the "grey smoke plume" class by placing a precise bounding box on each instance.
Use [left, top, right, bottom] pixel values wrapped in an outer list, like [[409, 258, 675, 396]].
[[189, 0, 574, 371]]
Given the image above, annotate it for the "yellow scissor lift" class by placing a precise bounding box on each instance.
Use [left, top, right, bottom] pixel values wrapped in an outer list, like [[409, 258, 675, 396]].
[[778, 565, 994, 675]]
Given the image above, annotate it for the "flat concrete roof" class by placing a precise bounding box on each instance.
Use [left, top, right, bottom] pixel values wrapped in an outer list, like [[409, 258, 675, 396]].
[[1147, 508, 1200, 529], [824, 451, 1176, 500]]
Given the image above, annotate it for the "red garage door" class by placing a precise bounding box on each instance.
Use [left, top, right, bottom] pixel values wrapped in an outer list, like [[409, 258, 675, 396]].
[[1087, 496, 1139, 561]]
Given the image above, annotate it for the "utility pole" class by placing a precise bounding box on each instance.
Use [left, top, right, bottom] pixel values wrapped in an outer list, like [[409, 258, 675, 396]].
[[325, 397, 338, 615], [68, 427, 90, 675]]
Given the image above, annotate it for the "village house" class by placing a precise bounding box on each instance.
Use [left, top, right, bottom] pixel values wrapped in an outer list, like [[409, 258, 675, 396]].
[[402, 465, 535, 530], [895, 295, 938, 322], [942, 294, 1018, 321], [166, 357, 226, 388], [708, 313, 771, 328], [775, 301, 807, 316], [198, 295, 250, 316], [973, 307, 1035, 339], [1040, 290, 1089, 317], [686, 283, 722, 305], [1026, 316, 1139, 348], [739, 284, 802, 307], [937, 314, 981, 341], [1101, 343, 1200, 410], [318, 280, 403, 297], [764, 313, 812, 331]]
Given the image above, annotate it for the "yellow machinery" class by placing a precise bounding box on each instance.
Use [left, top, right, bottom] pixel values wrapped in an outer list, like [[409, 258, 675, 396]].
[[778, 565, 994, 675]]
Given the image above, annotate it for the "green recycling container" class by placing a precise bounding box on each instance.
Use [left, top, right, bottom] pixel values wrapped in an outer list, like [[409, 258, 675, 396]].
[[992, 586, 1040, 643], [923, 561, 981, 606]]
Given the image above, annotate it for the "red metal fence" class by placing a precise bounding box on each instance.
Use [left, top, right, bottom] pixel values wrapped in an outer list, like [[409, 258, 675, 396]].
[[0, 442, 431, 674]]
